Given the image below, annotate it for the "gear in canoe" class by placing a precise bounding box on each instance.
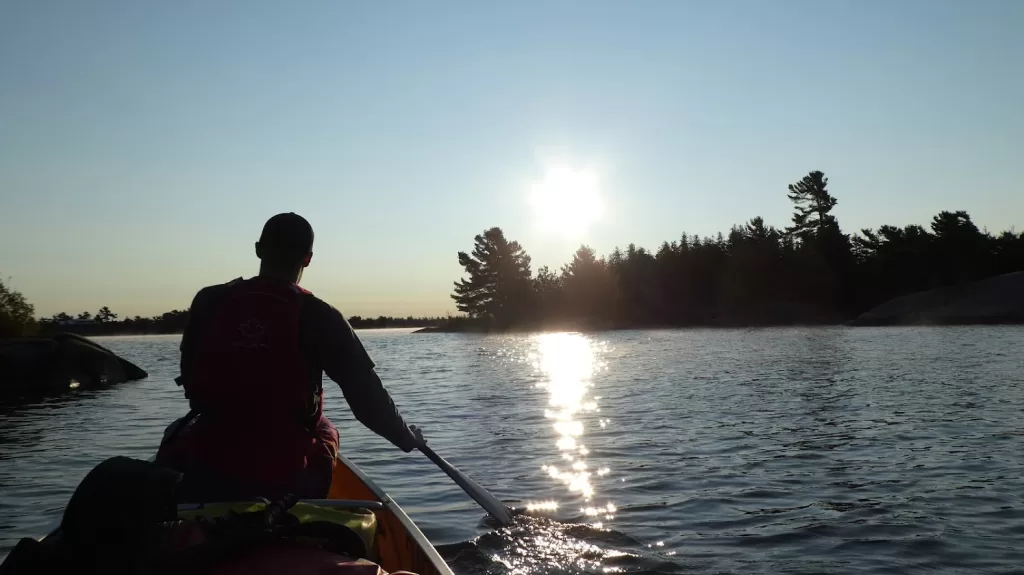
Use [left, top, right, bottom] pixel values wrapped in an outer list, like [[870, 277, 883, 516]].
[[0, 455, 452, 575]]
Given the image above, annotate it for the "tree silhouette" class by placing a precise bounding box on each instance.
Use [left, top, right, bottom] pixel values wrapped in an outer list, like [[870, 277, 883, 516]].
[[787, 171, 839, 240], [0, 277, 35, 337], [532, 266, 563, 322], [930, 210, 987, 285], [721, 217, 787, 318], [451, 227, 533, 327], [561, 245, 618, 323], [612, 244, 659, 325], [95, 306, 118, 323], [992, 230, 1024, 276], [76, 311, 92, 321], [785, 171, 856, 313]]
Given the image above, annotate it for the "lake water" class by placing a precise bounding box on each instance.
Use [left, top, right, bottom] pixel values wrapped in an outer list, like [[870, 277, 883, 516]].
[[2, 327, 1024, 574]]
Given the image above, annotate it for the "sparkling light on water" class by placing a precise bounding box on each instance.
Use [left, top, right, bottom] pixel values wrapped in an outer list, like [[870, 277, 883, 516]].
[[525, 500, 560, 512], [531, 333, 614, 526]]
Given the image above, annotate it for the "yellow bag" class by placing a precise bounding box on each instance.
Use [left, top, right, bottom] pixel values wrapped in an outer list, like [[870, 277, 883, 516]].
[[178, 501, 377, 553]]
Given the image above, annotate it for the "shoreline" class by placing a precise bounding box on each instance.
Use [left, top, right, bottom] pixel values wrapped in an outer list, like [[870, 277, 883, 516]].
[[412, 316, 1024, 334], [27, 316, 1024, 339]]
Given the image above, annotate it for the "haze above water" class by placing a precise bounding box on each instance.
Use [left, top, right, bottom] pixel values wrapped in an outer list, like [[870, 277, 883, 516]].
[[2, 327, 1023, 574]]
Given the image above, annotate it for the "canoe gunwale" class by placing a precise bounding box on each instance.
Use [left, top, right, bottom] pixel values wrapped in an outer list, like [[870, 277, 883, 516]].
[[335, 453, 455, 575]]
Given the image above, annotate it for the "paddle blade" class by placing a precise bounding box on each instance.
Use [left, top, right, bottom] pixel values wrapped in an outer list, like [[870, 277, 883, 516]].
[[420, 446, 514, 525]]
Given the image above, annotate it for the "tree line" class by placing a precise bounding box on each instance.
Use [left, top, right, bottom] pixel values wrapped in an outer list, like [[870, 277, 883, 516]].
[[0, 289, 445, 338], [40, 309, 191, 336], [36, 311, 442, 335], [452, 170, 1024, 329], [347, 316, 447, 329]]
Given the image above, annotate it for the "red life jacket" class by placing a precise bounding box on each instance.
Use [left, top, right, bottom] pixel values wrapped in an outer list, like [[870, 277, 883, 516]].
[[183, 277, 323, 489]]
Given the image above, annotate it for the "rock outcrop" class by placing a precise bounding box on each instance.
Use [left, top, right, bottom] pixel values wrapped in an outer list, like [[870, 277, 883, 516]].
[[851, 271, 1024, 326], [0, 333, 147, 396]]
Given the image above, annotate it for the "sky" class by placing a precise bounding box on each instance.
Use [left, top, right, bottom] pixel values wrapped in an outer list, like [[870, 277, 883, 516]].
[[1, 0, 1022, 318]]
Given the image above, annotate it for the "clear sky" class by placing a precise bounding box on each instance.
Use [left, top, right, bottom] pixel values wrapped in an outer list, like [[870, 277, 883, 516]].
[[1, 0, 1022, 318]]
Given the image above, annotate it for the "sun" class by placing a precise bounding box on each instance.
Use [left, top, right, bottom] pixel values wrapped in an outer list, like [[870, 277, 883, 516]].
[[529, 164, 604, 239]]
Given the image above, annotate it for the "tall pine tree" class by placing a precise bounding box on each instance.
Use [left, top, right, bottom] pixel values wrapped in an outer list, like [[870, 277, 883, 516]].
[[785, 170, 855, 314], [786, 171, 838, 240], [452, 227, 533, 327]]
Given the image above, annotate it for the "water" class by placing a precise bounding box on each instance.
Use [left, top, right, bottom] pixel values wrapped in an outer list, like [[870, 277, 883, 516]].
[[2, 327, 1024, 574]]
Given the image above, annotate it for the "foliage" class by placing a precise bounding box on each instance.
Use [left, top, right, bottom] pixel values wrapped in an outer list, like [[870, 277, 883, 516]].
[[43, 309, 445, 336], [41, 309, 191, 335], [451, 227, 533, 328], [95, 306, 118, 323], [347, 315, 446, 329], [560, 246, 618, 323], [532, 266, 563, 322], [0, 277, 36, 337], [787, 170, 838, 240], [40, 310, 446, 335]]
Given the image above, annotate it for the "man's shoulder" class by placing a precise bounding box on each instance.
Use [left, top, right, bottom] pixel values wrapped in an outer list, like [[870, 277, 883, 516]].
[[193, 278, 244, 305], [300, 294, 367, 341], [298, 293, 373, 372], [300, 292, 345, 321], [196, 279, 241, 296]]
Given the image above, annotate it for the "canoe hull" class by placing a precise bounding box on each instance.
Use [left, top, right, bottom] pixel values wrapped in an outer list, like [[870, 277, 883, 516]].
[[329, 454, 452, 575]]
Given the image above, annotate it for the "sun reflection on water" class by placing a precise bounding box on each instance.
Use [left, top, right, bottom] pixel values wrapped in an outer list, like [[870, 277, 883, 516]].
[[530, 333, 615, 526], [470, 335, 669, 575]]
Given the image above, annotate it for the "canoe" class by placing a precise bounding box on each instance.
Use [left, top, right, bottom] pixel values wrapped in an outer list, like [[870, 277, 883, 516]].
[[322, 452, 454, 575], [3, 454, 454, 575]]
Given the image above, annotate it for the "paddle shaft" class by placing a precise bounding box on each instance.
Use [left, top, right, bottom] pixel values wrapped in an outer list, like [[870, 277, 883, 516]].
[[419, 445, 514, 525]]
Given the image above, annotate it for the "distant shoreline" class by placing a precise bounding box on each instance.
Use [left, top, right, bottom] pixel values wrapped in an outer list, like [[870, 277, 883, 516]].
[[38, 324, 440, 338], [28, 272, 1024, 340], [37, 315, 1024, 339], [412, 317, 1024, 334]]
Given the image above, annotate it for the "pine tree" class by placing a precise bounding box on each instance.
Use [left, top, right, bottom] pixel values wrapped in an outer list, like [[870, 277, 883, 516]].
[[95, 306, 118, 323], [561, 245, 617, 323], [451, 227, 533, 327], [786, 171, 838, 240], [532, 266, 563, 322]]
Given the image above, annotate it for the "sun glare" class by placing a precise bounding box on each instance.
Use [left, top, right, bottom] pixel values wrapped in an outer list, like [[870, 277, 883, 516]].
[[530, 165, 604, 238]]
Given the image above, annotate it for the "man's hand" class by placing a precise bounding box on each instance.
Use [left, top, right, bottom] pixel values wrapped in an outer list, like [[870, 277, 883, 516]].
[[409, 425, 427, 449]]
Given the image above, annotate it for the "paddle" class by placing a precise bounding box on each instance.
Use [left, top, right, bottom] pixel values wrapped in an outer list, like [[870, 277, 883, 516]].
[[419, 445, 514, 525]]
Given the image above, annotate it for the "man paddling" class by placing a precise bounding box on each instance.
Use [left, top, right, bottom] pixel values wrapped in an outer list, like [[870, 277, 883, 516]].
[[157, 212, 425, 500]]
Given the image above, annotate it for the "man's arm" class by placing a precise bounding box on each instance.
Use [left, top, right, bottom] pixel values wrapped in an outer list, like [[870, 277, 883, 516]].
[[176, 288, 209, 391], [312, 300, 420, 452]]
